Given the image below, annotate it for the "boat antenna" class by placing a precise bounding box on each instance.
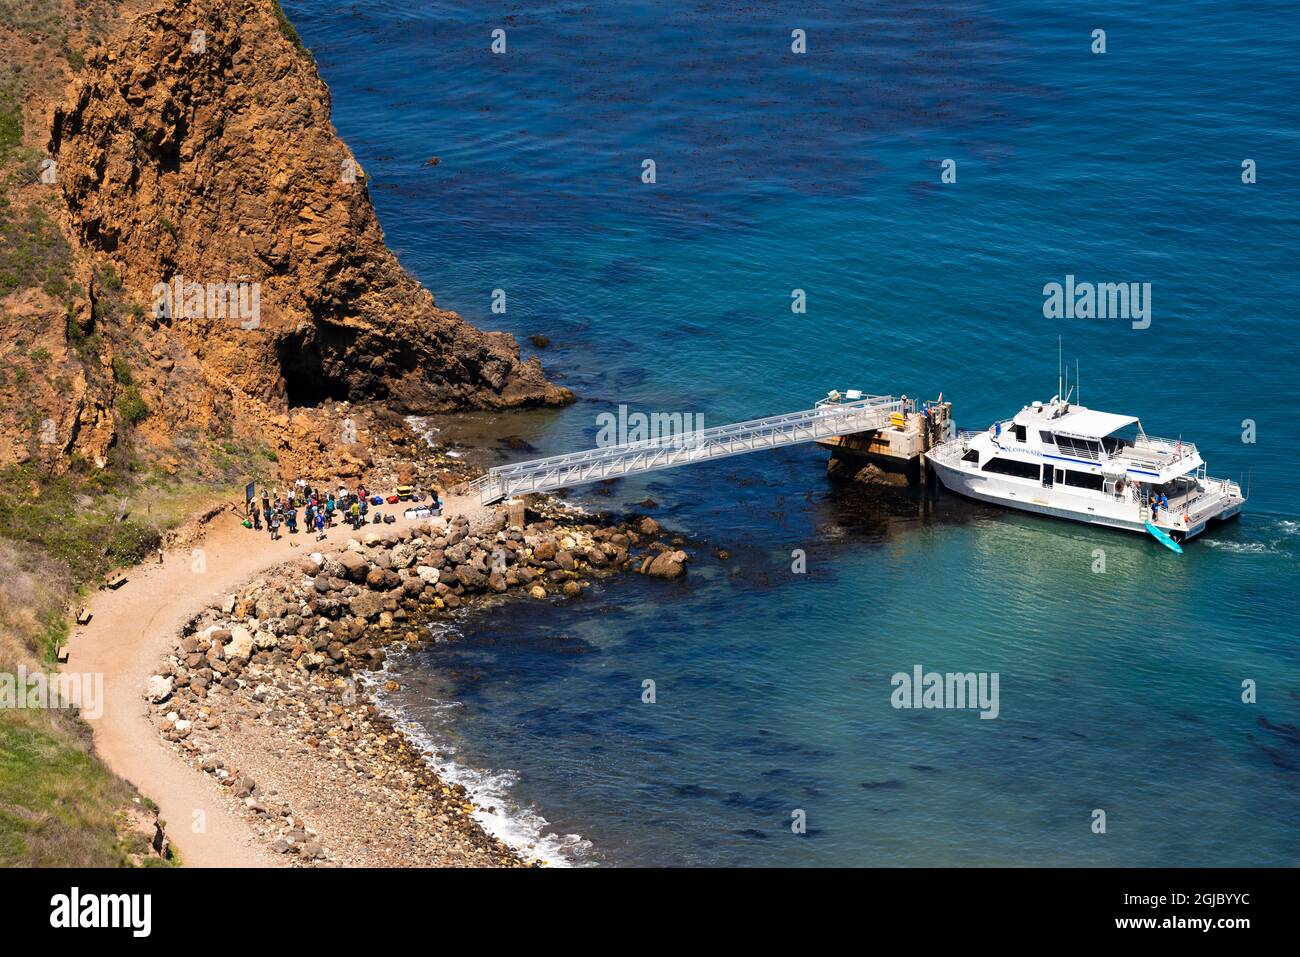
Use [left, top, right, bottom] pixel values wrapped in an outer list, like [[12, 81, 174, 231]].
[[1058, 336, 1063, 403], [1076, 359, 1081, 406]]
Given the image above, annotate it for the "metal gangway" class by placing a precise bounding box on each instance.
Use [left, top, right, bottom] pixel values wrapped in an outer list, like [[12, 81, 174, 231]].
[[456, 393, 907, 505]]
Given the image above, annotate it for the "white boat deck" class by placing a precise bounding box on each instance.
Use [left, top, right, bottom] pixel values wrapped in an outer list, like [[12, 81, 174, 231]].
[[1109, 435, 1199, 471]]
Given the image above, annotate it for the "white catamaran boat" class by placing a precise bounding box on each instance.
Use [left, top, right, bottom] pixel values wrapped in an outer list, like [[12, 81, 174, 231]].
[[925, 395, 1245, 543]]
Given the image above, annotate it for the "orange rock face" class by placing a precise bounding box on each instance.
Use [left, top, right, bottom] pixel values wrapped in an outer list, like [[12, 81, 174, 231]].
[[8, 0, 569, 477]]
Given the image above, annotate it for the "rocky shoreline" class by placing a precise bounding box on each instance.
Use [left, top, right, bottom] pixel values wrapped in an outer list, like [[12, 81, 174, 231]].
[[145, 500, 689, 866]]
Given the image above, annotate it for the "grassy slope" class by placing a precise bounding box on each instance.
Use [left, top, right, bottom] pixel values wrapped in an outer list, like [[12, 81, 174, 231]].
[[0, 464, 264, 867], [0, 0, 267, 868], [0, 534, 163, 866], [0, 709, 167, 867]]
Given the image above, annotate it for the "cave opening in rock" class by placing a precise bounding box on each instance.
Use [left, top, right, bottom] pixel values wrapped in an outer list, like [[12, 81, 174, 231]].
[[276, 328, 353, 407]]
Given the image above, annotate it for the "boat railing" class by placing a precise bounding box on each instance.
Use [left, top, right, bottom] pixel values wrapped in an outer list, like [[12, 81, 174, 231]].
[[1056, 438, 1102, 461], [1200, 475, 1243, 502], [928, 430, 980, 461], [1114, 435, 1198, 467], [1147, 476, 1241, 522]]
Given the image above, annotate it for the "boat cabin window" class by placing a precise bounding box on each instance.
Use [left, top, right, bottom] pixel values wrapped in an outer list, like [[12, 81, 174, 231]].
[[1062, 469, 1105, 491], [961, 449, 980, 463], [1055, 436, 1102, 460], [1101, 425, 1141, 456], [981, 457, 1041, 480], [1013, 424, 1027, 442], [1039, 431, 1054, 445]]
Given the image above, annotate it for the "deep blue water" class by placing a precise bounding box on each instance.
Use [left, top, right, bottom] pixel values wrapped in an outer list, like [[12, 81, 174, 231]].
[[287, 0, 1300, 865]]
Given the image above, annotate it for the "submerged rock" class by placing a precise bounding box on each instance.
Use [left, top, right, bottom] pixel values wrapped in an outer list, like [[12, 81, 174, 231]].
[[644, 550, 689, 580]]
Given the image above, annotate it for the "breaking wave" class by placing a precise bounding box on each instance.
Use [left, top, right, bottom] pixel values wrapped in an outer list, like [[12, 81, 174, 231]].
[[362, 642, 593, 867]]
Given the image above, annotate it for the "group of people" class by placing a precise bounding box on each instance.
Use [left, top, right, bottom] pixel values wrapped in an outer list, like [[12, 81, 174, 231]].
[[244, 479, 440, 541], [245, 482, 356, 541], [1149, 489, 1172, 518]]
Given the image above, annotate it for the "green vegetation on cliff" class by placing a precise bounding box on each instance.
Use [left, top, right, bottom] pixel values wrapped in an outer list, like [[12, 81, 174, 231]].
[[0, 538, 170, 867], [270, 0, 313, 63], [0, 198, 73, 297], [0, 709, 164, 867]]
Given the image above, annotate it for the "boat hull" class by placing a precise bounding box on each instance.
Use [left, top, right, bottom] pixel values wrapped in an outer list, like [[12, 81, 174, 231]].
[[925, 456, 1207, 540]]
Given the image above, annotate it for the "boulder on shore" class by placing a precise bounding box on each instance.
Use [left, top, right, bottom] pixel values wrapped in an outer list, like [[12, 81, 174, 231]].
[[225, 625, 255, 659], [146, 674, 173, 703], [644, 550, 688, 580], [350, 591, 385, 620], [337, 551, 369, 582]]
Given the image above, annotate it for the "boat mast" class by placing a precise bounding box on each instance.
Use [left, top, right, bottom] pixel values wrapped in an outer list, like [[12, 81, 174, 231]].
[[1058, 336, 1063, 403]]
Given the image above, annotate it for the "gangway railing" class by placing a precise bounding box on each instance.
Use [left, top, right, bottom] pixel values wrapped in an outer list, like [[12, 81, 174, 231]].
[[455, 395, 905, 505]]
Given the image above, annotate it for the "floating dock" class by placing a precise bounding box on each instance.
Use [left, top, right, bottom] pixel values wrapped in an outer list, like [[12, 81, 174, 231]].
[[819, 396, 953, 486]]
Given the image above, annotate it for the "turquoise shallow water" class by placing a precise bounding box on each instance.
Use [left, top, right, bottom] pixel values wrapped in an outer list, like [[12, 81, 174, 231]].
[[287, 0, 1300, 864]]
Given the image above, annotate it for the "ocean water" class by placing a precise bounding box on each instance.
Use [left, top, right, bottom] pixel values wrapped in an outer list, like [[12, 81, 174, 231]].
[[285, 0, 1300, 865]]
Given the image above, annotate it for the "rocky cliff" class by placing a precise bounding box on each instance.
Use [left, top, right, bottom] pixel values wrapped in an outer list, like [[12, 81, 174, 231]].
[[2, 0, 569, 480]]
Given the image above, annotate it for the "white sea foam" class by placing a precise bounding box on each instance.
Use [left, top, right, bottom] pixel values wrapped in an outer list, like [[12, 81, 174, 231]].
[[1202, 518, 1300, 556], [404, 414, 440, 448], [406, 414, 465, 459], [1202, 539, 1275, 555], [361, 647, 592, 867]]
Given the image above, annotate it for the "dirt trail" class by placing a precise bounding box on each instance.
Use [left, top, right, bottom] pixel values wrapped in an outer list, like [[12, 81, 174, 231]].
[[65, 494, 486, 867]]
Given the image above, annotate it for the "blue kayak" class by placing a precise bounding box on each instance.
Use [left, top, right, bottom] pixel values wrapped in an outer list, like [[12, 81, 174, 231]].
[[1144, 521, 1184, 554]]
